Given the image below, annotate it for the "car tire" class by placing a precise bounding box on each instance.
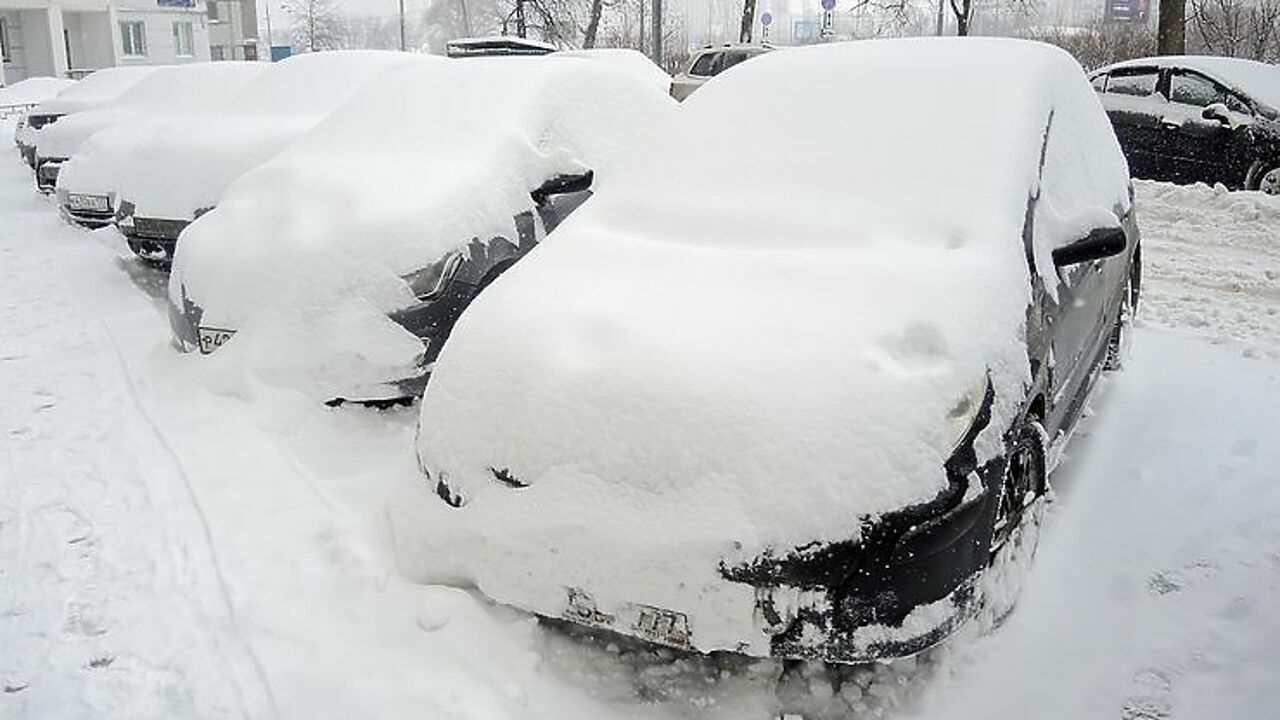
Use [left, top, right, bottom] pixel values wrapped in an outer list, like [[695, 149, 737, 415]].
[[1103, 273, 1135, 372], [981, 419, 1048, 627], [1245, 159, 1280, 195]]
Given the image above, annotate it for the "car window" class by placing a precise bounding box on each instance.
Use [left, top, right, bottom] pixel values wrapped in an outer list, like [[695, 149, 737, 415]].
[[1169, 72, 1221, 107], [721, 51, 750, 72], [689, 52, 720, 77], [1107, 70, 1159, 97], [1223, 91, 1251, 114], [1090, 74, 1108, 92]]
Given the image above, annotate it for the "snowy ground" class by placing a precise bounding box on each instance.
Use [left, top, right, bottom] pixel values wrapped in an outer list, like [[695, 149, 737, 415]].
[[1, 127, 1277, 719]]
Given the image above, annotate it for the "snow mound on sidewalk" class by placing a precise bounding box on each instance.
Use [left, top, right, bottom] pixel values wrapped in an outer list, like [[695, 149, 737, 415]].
[[395, 38, 1131, 652], [169, 55, 675, 398]]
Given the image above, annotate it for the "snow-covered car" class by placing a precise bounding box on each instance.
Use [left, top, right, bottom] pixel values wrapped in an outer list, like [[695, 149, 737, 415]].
[[669, 43, 771, 101], [35, 63, 267, 196], [166, 55, 675, 402], [2, 77, 76, 121], [113, 51, 430, 263], [1091, 56, 1280, 194], [14, 67, 159, 169], [398, 38, 1142, 664]]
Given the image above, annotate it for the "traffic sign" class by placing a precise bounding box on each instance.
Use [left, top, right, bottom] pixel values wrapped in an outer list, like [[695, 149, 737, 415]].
[[821, 0, 836, 11], [761, 11, 773, 25]]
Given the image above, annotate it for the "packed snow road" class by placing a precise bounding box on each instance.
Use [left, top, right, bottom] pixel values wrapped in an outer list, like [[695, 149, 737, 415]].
[[1, 131, 1278, 718]]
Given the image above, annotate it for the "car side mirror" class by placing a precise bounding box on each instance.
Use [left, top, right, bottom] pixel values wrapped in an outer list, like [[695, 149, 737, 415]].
[[1052, 227, 1127, 267], [1202, 102, 1231, 125], [531, 170, 594, 205]]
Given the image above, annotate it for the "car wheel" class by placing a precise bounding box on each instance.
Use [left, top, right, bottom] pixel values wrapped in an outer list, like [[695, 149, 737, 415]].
[[1246, 159, 1280, 195], [1103, 274, 1135, 372], [1259, 164, 1280, 196], [981, 419, 1048, 627]]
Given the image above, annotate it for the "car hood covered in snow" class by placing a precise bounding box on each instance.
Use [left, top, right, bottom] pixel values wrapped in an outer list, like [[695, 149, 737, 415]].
[[38, 63, 266, 161], [168, 55, 676, 398], [395, 38, 1130, 653], [115, 51, 429, 220]]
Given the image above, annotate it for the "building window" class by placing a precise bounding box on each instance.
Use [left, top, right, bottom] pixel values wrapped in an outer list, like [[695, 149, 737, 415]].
[[207, 0, 220, 21], [242, 43, 257, 61], [172, 20, 194, 56], [210, 44, 225, 61], [120, 21, 147, 56]]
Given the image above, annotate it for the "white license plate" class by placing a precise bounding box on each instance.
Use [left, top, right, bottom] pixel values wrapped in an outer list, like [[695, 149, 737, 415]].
[[633, 605, 692, 648], [68, 194, 109, 212], [197, 327, 235, 355]]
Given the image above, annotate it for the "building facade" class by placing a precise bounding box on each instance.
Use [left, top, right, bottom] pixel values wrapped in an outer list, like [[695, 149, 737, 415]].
[[206, 0, 257, 61], [0, 0, 220, 85]]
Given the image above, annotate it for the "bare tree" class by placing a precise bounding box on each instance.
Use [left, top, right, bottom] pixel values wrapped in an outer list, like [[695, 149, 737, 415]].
[[1190, 0, 1280, 60], [583, 0, 605, 46], [1024, 19, 1156, 70], [949, 0, 973, 35], [283, 0, 347, 50], [1158, 0, 1187, 53]]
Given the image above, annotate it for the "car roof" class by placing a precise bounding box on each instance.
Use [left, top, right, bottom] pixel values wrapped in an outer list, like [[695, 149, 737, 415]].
[[1096, 55, 1280, 111]]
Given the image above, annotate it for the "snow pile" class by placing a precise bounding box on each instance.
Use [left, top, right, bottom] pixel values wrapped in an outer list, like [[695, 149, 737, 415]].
[[38, 63, 266, 161], [396, 38, 1131, 654], [168, 55, 675, 398], [114, 51, 430, 220], [0, 77, 76, 110], [1134, 179, 1280, 357], [557, 49, 672, 92]]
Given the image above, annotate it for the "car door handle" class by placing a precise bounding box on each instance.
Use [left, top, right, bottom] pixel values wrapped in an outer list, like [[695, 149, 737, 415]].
[[1160, 118, 1182, 130]]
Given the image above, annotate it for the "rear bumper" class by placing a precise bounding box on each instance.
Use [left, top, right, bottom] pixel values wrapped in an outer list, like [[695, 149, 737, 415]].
[[35, 157, 66, 193], [121, 216, 188, 264]]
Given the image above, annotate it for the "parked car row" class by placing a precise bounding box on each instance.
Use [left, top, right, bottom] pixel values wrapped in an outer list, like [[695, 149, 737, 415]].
[[11, 39, 1141, 666]]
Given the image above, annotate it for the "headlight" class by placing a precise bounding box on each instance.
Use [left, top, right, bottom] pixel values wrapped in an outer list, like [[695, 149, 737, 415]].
[[404, 251, 463, 300], [944, 373, 990, 453]]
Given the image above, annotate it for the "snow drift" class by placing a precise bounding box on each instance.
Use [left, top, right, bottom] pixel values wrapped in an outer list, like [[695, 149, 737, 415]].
[[395, 38, 1132, 655], [167, 54, 676, 399]]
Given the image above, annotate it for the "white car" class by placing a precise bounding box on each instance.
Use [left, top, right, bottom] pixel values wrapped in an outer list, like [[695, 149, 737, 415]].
[[398, 38, 1139, 664], [112, 51, 432, 263], [36, 63, 267, 196], [669, 43, 771, 101], [14, 66, 159, 168], [166, 54, 676, 402]]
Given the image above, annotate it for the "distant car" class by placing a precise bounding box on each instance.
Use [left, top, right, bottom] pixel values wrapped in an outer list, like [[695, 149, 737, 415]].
[[36, 63, 266, 196], [399, 38, 1141, 664], [1091, 56, 1280, 194], [112, 51, 429, 264], [165, 55, 676, 403], [14, 66, 159, 169], [669, 43, 772, 101]]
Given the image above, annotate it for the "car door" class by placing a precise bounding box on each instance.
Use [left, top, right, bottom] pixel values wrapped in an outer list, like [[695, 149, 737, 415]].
[[1098, 67, 1167, 180], [1158, 70, 1241, 185]]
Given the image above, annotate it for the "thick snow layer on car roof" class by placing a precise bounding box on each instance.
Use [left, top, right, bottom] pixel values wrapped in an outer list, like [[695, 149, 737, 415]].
[[115, 51, 430, 220], [39, 63, 267, 160], [168, 55, 676, 398], [0, 77, 76, 108], [557, 49, 671, 92], [397, 38, 1131, 650], [1102, 55, 1280, 112], [34, 66, 162, 115]]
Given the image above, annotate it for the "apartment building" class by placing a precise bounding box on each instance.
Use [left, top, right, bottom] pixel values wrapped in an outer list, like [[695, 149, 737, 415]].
[[0, 0, 213, 85]]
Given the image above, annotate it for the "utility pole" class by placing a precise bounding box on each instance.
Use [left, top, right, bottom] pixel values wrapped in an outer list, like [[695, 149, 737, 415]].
[[651, 0, 661, 65], [398, 0, 406, 50], [935, 0, 944, 35], [263, 0, 274, 57]]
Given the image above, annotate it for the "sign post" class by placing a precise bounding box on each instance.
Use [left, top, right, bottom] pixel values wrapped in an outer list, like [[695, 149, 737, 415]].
[[820, 0, 836, 38], [761, 11, 773, 42]]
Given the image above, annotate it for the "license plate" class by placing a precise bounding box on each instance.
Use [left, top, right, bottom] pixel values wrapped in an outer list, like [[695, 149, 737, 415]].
[[197, 327, 235, 354], [68, 194, 110, 212], [633, 605, 692, 648]]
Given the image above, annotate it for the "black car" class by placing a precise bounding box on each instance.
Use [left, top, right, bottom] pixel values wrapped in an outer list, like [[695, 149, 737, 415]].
[[1091, 56, 1280, 194], [403, 39, 1142, 664]]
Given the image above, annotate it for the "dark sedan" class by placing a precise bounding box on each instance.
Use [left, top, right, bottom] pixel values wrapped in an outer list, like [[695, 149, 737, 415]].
[[1091, 56, 1280, 194]]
